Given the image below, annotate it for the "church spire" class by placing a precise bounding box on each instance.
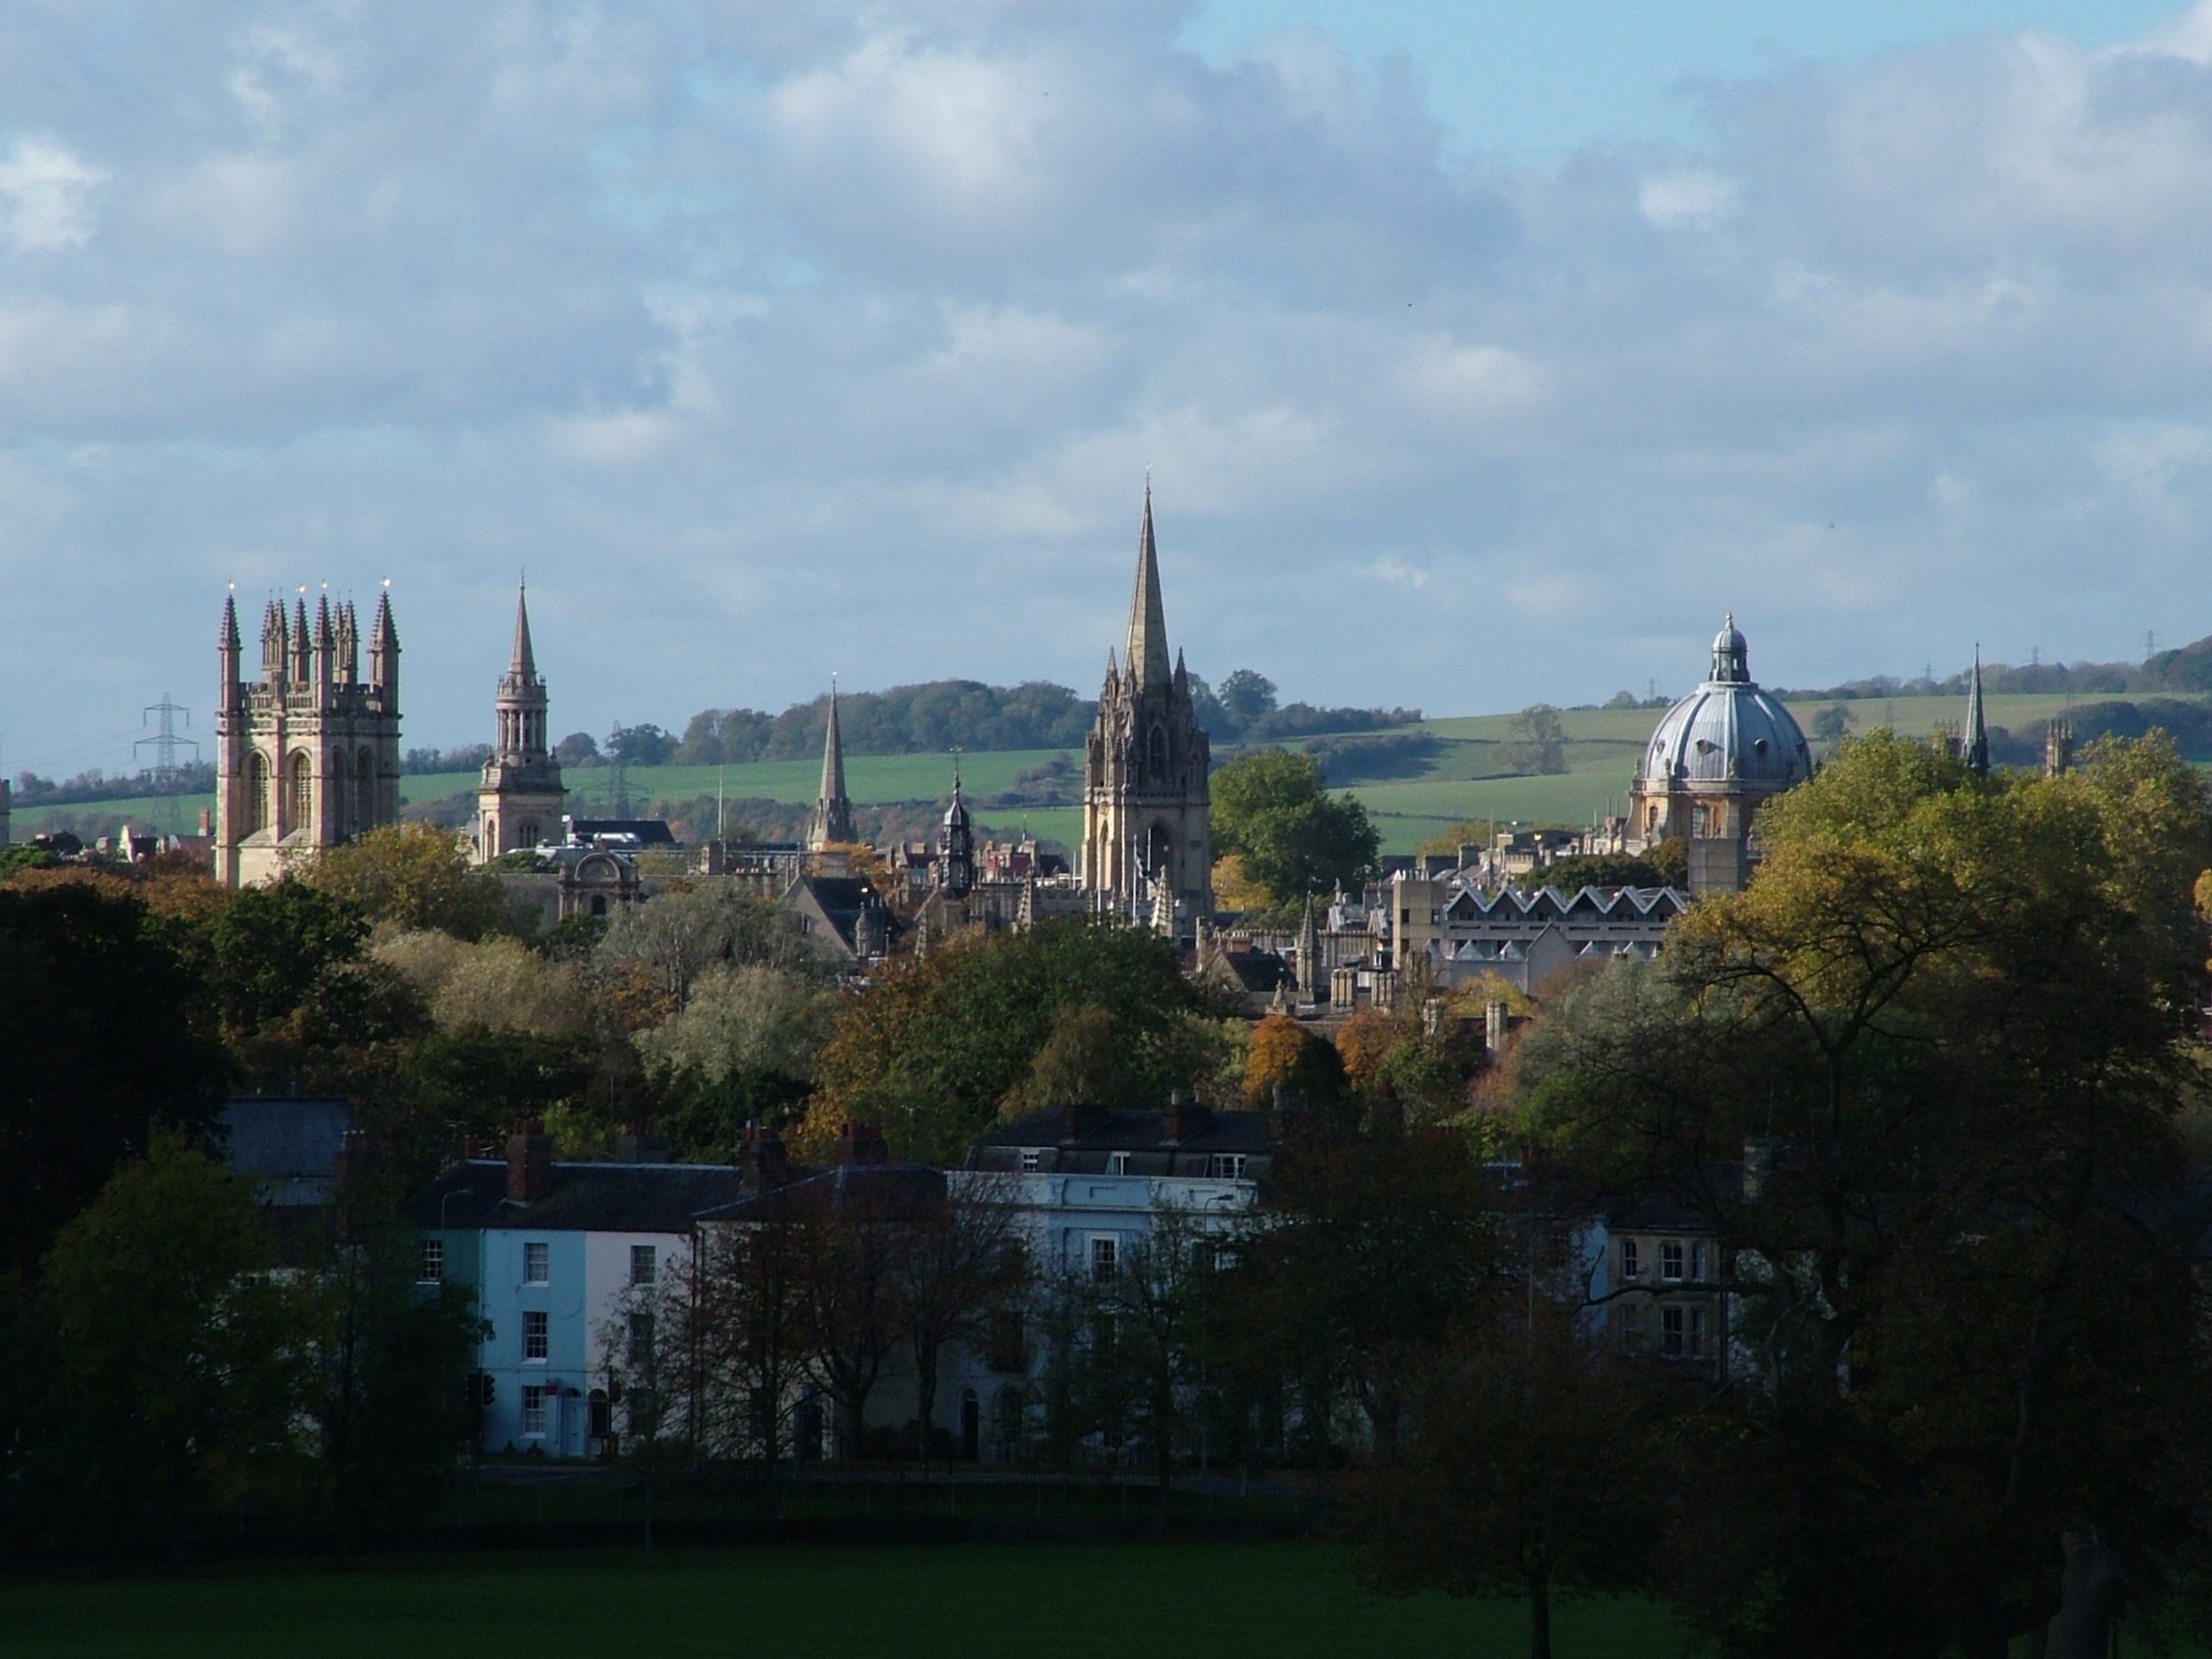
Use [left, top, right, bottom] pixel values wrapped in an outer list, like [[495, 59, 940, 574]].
[[509, 585, 539, 684], [1961, 645, 1989, 775], [1125, 483, 1171, 690], [810, 679, 855, 849]]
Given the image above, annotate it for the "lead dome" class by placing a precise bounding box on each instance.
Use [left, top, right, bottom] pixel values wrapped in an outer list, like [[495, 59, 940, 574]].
[[1638, 613, 1812, 791]]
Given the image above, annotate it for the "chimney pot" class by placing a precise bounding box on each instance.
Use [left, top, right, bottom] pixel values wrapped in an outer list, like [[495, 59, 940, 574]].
[[506, 1121, 553, 1204]]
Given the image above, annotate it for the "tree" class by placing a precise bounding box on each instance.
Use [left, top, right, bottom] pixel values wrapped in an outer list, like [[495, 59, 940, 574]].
[[595, 882, 826, 1003], [1001, 1004, 1141, 1119], [1209, 749, 1379, 906], [304, 823, 510, 940], [1494, 704, 1568, 775], [208, 877, 369, 1035], [22, 1136, 307, 1545], [1519, 732, 2212, 1659], [554, 730, 601, 766], [897, 1177, 1028, 1464], [1216, 669, 1279, 728], [804, 917, 1204, 1162], [607, 723, 677, 766], [798, 1175, 912, 1459], [0, 882, 231, 1274], [1243, 1013, 1347, 1110], [299, 1212, 482, 1548], [1066, 1205, 1224, 1530], [1514, 850, 1679, 892], [1358, 1293, 1661, 1659], [1808, 703, 1854, 742]]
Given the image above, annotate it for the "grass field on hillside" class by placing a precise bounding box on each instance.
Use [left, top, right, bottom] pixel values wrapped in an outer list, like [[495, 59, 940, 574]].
[[16, 692, 2202, 857], [0, 1541, 1676, 1659]]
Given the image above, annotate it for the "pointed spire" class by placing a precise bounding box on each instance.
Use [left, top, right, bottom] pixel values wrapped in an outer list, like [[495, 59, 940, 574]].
[[220, 589, 240, 652], [810, 678, 854, 849], [509, 585, 538, 683], [1125, 483, 1171, 690], [371, 585, 397, 650], [1962, 645, 1989, 775], [315, 592, 333, 648]]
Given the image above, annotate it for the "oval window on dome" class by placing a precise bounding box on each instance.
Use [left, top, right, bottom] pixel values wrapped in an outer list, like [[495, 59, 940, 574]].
[[1694, 739, 1716, 756], [1753, 738, 1769, 754]]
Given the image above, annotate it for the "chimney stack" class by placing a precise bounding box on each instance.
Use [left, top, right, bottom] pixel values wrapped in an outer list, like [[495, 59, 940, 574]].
[[739, 1125, 790, 1189], [835, 1121, 889, 1166], [1162, 1089, 1210, 1143], [506, 1119, 553, 1204], [614, 1120, 670, 1164], [1060, 1100, 1108, 1143]]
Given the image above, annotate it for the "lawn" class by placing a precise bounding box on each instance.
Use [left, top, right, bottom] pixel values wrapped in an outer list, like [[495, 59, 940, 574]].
[[0, 1541, 1678, 1659]]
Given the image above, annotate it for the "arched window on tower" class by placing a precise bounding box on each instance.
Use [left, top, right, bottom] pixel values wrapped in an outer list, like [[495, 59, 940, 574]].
[[517, 820, 540, 849], [1147, 725, 1168, 782], [1690, 803, 1712, 838], [289, 752, 314, 835], [1645, 805, 1660, 836], [245, 752, 270, 834], [357, 749, 375, 833]]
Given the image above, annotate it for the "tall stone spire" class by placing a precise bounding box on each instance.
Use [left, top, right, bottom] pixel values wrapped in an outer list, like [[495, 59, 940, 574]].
[[1961, 645, 1989, 775], [810, 680, 855, 849], [1125, 483, 1171, 690], [494, 585, 549, 762], [478, 583, 563, 863]]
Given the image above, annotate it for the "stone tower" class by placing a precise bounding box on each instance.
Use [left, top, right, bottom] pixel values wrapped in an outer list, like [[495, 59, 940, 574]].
[[1081, 487, 1211, 936], [215, 586, 403, 887], [477, 586, 568, 861], [809, 681, 855, 849]]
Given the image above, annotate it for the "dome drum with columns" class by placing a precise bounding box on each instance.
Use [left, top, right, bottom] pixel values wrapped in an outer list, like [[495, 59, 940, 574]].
[[1630, 614, 1813, 894]]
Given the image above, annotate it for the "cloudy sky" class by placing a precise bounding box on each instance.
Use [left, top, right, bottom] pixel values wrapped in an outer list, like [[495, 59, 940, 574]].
[[7, 0, 2212, 769]]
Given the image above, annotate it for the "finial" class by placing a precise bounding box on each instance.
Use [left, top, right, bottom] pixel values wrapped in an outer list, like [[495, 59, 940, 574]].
[[1724, 610, 1733, 629]]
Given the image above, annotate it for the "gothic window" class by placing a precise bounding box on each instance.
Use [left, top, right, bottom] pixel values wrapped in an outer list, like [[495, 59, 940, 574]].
[[289, 752, 314, 833], [1147, 725, 1168, 781], [245, 752, 270, 834], [357, 749, 375, 831], [1645, 805, 1660, 834], [1145, 822, 1173, 884], [1690, 803, 1712, 837], [516, 820, 540, 849]]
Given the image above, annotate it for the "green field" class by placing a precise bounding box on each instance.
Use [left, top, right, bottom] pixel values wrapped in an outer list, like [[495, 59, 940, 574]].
[[18, 691, 2195, 859], [0, 1541, 1675, 1659]]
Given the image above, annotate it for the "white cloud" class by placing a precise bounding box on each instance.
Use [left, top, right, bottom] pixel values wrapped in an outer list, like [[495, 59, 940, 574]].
[[0, 138, 105, 251], [1637, 168, 1738, 230], [3, 2, 2212, 772]]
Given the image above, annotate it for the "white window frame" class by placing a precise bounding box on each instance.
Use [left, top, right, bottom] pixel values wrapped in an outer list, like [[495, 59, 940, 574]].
[[1689, 1306, 1707, 1359], [417, 1236, 444, 1284], [1087, 1234, 1118, 1283], [1107, 1153, 1130, 1176], [1661, 1240, 1685, 1281], [1209, 1154, 1249, 1179], [630, 1244, 658, 1287], [627, 1311, 655, 1367], [1620, 1238, 1641, 1280], [1689, 1242, 1707, 1281], [521, 1383, 548, 1437], [1661, 1306, 1685, 1357], [524, 1241, 550, 1286], [1020, 1148, 1041, 1173], [524, 1309, 550, 1363]]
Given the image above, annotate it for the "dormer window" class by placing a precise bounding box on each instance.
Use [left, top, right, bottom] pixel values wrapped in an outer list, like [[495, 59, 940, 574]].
[[1020, 1148, 1041, 1173]]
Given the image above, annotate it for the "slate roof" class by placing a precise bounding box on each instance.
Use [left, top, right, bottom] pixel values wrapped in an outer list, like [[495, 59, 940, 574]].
[[221, 1096, 353, 1181], [404, 1160, 744, 1235], [569, 818, 677, 846], [696, 1162, 946, 1224], [976, 1105, 1279, 1156]]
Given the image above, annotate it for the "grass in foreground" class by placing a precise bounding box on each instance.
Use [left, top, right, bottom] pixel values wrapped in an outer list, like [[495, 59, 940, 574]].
[[2, 1540, 1680, 1659]]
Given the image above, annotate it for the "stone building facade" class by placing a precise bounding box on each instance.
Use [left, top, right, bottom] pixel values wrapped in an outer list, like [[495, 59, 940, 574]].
[[215, 588, 402, 887]]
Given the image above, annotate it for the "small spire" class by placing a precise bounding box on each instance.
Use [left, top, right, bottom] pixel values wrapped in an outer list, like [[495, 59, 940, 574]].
[[810, 678, 854, 849], [508, 584, 538, 682], [220, 589, 240, 651]]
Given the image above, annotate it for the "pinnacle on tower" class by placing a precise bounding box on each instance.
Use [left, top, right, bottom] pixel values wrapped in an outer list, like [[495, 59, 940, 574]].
[[1961, 646, 1990, 775], [1125, 484, 1172, 690], [220, 592, 241, 652]]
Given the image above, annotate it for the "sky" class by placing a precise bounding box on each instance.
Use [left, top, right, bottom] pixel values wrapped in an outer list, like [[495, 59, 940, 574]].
[[8, 0, 2212, 770]]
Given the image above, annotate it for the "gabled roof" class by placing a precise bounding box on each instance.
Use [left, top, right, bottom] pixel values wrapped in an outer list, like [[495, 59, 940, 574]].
[[222, 1096, 353, 1179], [405, 1160, 744, 1235]]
